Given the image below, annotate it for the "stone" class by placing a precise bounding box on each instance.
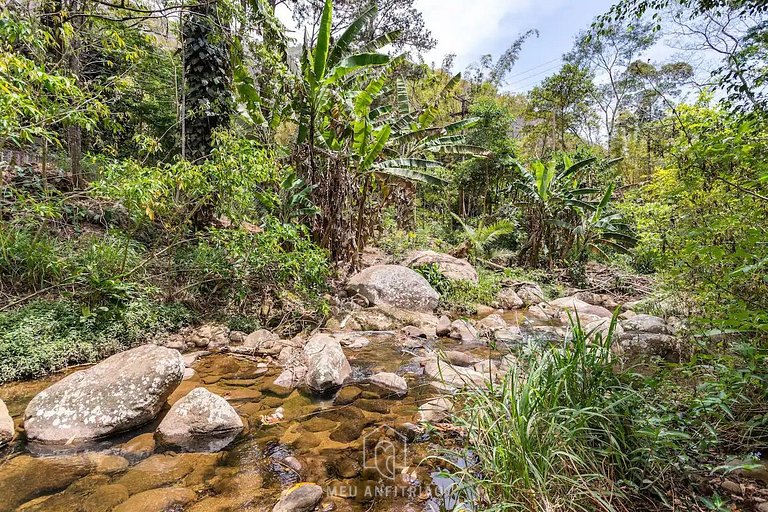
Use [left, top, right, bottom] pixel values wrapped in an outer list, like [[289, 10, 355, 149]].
[[368, 372, 408, 396], [621, 314, 670, 335], [183, 368, 197, 380], [273, 482, 323, 512], [284, 456, 303, 472], [526, 304, 552, 321], [497, 288, 524, 309], [439, 350, 480, 367], [115, 453, 220, 495], [475, 304, 497, 317], [401, 325, 426, 338], [113, 487, 196, 512], [183, 351, 209, 367], [548, 296, 612, 318], [584, 318, 624, 340], [274, 366, 308, 390], [0, 455, 95, 512], [401, 250, 479, 283], [304, 334, 351, 393], [475, 314, 507, 332], [333, 333, 371, 349], [118, 432, 156, 461], [87, 453, 129, 474], [156, 387, 243, 452], [24, 345, 184, 445], [423, 358, 486, 390], [237, 329, 293, 356], [619, 310, 637, 320], [346, 265, 439, 312], [0, 399, 14, 447], [334, 386, 362, 406], [417, 397, 453, 423], [449, 320, 479, 342], [349, 305, 439, 331], [516, 284, 545, 305], [494, 327, 523, 343], [617, 332, 680, 361], [436, 315, 451, 337], [81, 484, 129, 512], [229, 330, 247, 344], [195, 323, 230, 349]]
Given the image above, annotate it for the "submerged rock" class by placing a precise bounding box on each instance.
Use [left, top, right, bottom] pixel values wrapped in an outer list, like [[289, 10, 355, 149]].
[[113, 487, 196, 512], [156, 387, 243, 452], [272, 482, 323, 512], [368, 372, 408, 396], [346, 264, 439, 312], [304, 334, 351, 393], [401, 250, 478, 283], [0, 399, 13, 447], [0, 455, 95, 512], [24, 345, 184, 445]]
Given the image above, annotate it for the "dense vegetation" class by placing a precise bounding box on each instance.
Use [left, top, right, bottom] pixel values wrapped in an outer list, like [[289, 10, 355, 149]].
[[1, 0, 767, 509]]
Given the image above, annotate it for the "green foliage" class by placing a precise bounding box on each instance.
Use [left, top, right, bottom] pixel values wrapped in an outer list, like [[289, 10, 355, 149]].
[[414, 264, 503, 313], [620, 102, 768, 332], [450, 212, 516, 261], [175, 221, 329, 306], [0, 299, 190, 382]]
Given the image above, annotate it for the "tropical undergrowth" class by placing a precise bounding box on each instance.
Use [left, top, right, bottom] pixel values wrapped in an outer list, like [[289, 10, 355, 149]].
[[443, 316, 768, 511]]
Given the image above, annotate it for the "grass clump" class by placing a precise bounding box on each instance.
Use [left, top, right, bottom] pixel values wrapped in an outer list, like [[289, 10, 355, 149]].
[[414, 263, 503, 314], [0, 299, 190, 382], [444, 317, 682, 511]]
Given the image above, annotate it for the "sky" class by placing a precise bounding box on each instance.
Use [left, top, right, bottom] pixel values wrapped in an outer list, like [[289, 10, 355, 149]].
[[413, 0, 618, 92]]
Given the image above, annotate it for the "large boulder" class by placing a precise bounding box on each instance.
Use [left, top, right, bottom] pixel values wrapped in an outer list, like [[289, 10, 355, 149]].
[[24, 345, 184, 445], [304, 334, 351, 393], [156, 388, 243, 452], [346, 264, 439, 312], [618, 314, 680, 361], [402, 250, 478, 283], [0, 399, 13, 447]]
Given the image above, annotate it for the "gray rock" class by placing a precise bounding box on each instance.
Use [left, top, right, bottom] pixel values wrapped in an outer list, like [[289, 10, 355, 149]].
[[436, 315, 451, 337], [346, 264, 439, 312], [476, 313, 507, 332], [156, 388, 242, 452], [183, 350, 209, 367], [494, 327, 523, 343], [368, 372, 408, 396], [274, 366, 308, 390], [304, 334, 351, 393], [417, 397, 453, 423], [497, 288, 524, 309], [347, 304, 439, 331], [272, 482, 323, 512], [517, 284, 545, 305], [621, 314, 670, 335], [439, 350, 480, 367], [402, 250, 478, 283], [0, 399, 13, 447], [584, 318, 624, 340], [449, 319, 479, 342], [423, 357, 486, 390], [401, 325, 426, 338], [618, 332, 680, 361], [24, 345, 184, 445], [548, 296, 612, 318]]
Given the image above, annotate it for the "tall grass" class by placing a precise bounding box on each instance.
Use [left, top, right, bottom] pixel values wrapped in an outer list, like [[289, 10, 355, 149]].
[[444, 315, 674, 512]]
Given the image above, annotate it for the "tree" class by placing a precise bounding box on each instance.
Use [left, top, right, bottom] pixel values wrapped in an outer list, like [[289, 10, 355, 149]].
[[279, 0, 435, 51], [525, 63, 598, 157]]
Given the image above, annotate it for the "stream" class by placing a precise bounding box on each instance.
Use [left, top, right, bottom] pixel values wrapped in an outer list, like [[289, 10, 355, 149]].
[[0, 308, 563, 512]]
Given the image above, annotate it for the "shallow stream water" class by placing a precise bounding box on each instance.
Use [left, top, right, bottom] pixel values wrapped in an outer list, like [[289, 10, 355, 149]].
[[0, 310, 560, 512]]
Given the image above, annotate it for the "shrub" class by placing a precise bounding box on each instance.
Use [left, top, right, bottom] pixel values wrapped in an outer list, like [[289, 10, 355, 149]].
[[0, 299, 190, 382], [414, 264, 503, 313]]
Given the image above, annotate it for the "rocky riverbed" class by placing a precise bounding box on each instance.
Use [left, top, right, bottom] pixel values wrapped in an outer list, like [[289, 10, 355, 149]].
[[0, 262, 681, 512]]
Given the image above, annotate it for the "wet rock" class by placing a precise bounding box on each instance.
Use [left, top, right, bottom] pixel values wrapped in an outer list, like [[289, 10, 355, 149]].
[[156, 387, 243, 452], [24, 345, 184, 446], [423, 358, 486, 389], [332, 333, 371, 349], [303, 417, 338, 433], [273, 482, 323, 512], [330, 421, 365, 442], [449, 319, 479, 342], [621, 314, 670, 334], [183, 351, 209, 367], [334, 457, 361, 478], [401, 250, 478, 283], [0, 399, 14, 447], [115, 452, 220, 494], [274, 366, 308, 390], [304, 334, 351, 393], [334, 386, 362, 406], [436, 315, 451, 337], [439, 350, 480, 367], [0, 455, 94, 512], [354, 399, 391, 414], [417, 397, 453, 423], [516, 284, 545, 305], [496, 288, 524, 309], [548, 296, 612, 318], [87, 453, 129, 474], [113, 487, 196, 512], [284, 456, 303, 472], [368, 372, 408, 396], [118, 432, 156, 461], [81, 484, 129, 512], [346, 265, 439, 312], [476, 313, 507, 332]]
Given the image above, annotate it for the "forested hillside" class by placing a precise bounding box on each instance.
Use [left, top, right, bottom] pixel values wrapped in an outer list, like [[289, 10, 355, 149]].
[[0, 0, 767, 511]]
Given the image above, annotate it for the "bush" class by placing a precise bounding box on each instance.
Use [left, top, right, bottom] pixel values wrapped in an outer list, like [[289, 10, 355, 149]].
[[0, 299, 190, 382], [414, 264, 503, 313]]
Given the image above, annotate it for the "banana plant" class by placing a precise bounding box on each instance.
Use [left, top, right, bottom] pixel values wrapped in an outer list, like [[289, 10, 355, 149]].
[[570, 183, 636, 263]]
